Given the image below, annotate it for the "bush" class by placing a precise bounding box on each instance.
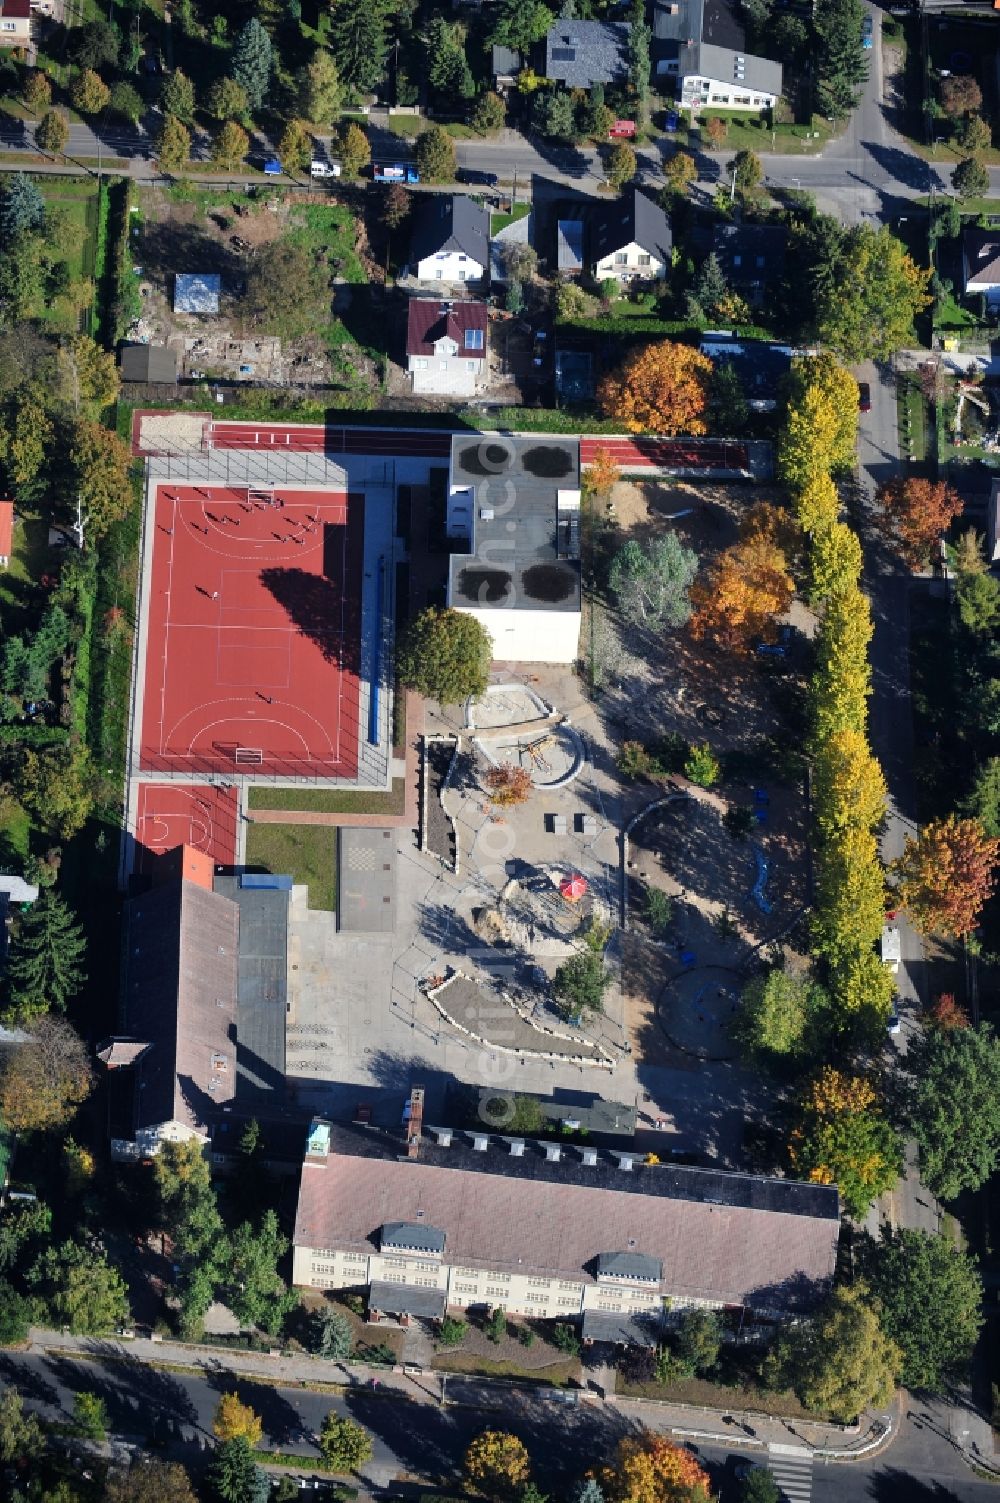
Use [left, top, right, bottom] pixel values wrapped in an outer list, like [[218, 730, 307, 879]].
[[644, 887, 673, 935], [485, 1306, 507, 1344], [684, 742, 720, 787], [550, 1321, 581, 1356], [518, 1324, 535, 1348], [438, 1315, 467, 1347], [724, 805, 757, 840]]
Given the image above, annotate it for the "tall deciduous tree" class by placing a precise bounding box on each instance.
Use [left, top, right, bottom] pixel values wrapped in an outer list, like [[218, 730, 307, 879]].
[[206, 77, 249, 122], [952, 156, 990, 201], [598, 340, 712, 435], [0, 1388, 44, 1466], [601, 1432, 712, 1503], [606, 141, 637, 189], [213, 1394, 263, 1447], [965, 758, 1000, 839], [727, 148, 762, 192], [416, 125, 457, 183], [905, 1023, 1000, 1200], [663, 150, 696, 195], [5, 889, 87, 1021], [941, 73, 982, 118], [779, 352, 859, 491], [330, 0, 389, 94], [608, 535, 698, 628], [815, 224, 930, 362], [876, 475, 963, 570], [71, 418, 134, 542], [157, 114, 191, 173], [689, 533, 793, 653], [490, 0, 554, 52], [338, 122, 371, 178], [862, 1228, 983, 1392], [893, 814, 998, 937], [36, 110, 70, 154], [789, 1067, 901, 1219], [319, 1413, 373, 1472], [0, 1014, 93, 1131], [17, 741, 93, 840], [23, 71, 52, 114], [766, 1283, 899, 1423], [226, 1210, 297, 1334], [735, 969, 830, 1063], [297, 49, 342, 123], [27, 1238, 130, 1332], [277, 119, 312, 172], [211, 120, 250, 170], [465, 1431, 532, 1500], [232, 19, 272, 111], [397, 606, 492, 704], [71, 69, 111, 116], [105, 1461, 199, 1503], [161, 69, 196, 124]]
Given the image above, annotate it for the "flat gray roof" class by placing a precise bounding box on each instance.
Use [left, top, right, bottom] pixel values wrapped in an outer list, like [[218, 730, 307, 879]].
[[214, 875, 288, 1097], [338, 828, 396, 933], [369, 1281, 447, 1319], [448, 436, 582, 614]]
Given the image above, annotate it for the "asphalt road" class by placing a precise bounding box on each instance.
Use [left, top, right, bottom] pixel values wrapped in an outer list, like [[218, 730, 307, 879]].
[[3, 1347, 996, 1502]]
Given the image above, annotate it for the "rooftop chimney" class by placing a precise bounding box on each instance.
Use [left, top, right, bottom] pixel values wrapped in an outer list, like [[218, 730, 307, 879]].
[[581, 1147, 598, 1166], [473, 1133, 489, 1152], [509, 1139, 525, 1157], [406, 1085, 425, 1159], [545, 1143, 562, 1163], [432, 1126, 453, 1147]]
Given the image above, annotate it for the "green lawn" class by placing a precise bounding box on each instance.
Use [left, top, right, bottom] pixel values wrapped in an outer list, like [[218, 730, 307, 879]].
[[491, 203, 530, 236], [431, 1352, 579, 1385], [897, 377, 930, 466], [288, 203, 368, 284], [245, 822, 338, 911], [375, 114, 424, 138], [37, 179, 100, 281], [619, 1373, 825, 1421], [689, 110, 841, 156], [0, 515, 50, 623], [248, 779, 406, 815]]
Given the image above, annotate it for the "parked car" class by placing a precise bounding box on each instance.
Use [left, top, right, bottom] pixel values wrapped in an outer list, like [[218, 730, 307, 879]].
[[862, 14, 874, 46], [887, 1012, 901, 1036], [263, 156, 283, 175], [457, 168, 499, 187], [858, 380, 871, 411], [310, 159, 341, 178]]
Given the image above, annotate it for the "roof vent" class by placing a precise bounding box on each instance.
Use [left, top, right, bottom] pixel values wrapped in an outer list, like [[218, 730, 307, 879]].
[[545, 1143, 562, 1162], [509, 1138, 525, 1157], [581, 1147, 598, 1166], [473, 1133, 489, 1152], [618, 1153, 636, 1172], [433, 1126, 453, 1147], [480, 507, 494, 521]]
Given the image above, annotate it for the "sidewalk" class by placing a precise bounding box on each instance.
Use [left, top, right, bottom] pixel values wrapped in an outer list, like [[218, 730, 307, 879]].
[[609, 1392, 896, 1463]]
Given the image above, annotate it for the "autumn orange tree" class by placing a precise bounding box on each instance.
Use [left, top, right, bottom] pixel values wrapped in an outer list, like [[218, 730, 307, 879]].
[[484, 764, 533, 808], [689, 532, 793, 653], [893, 814, 999, 937], [789, 1067, 902, 1220], [602, 1433, 712, 1503], [876, 476, 963, 571], [584, 446, 620, 498], [464, 1432, 531, 1501], [926, 992, 969, 1031], [598, 340, 712, 435], [212, 1393, 263, 1447]]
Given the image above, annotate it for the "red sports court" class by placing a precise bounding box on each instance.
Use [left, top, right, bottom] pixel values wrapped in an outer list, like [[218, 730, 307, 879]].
[[133, 782, 239, 874], [139, 483, 364, 779]]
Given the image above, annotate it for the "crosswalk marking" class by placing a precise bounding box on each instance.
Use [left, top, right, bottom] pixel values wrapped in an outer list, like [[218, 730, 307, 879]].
[[766, 1444, 813, 1503]]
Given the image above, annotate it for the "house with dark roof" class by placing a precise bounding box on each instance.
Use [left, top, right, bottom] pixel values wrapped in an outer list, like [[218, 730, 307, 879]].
[[962, 226, 1000, 309], [591, 188, 673, 284], [492, 43, 521, 87], [409, 195, 489, 284], [545, 21, 630, 89], [292, 1104, 841, 1337], [406, 298, 488, 396], [118, 343, 179, 384], [653, 0, 782, 110], [0, 0, 31, 48], [101, 848, 292, 1157], [710, 222, 787, 305], [445, 434, 582, 663]]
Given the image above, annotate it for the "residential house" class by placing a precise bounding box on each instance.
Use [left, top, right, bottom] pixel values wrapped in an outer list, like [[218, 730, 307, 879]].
[[710, 222, 787, 306], [0, 0, 30, 48], [962, 225, 1000, 310], [292, 1095, 841, 1341], [492, 44, 521, 88], [545, 21, 630, 89], [410, 195, 489, 284], [592, 187, 673, 284], [653, 0, 782, 110], [699, 335, 795, 411], [406, 298, 488, 397], [446, 434, 582, 663]]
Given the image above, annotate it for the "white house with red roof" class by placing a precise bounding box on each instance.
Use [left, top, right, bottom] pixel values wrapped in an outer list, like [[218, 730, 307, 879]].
[[406, 297, 488, 397], [0, 0, 30, 47]]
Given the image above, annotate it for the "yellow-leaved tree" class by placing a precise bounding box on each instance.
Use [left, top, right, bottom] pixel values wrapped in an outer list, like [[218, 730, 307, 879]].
[[212, 1393, 263, 1447], [464, 1431, 532, 1500], [810, 586, 874, 743], [598, 340, 712, 435], [789, 1068, 902, 1220], [810, 519, 862, 604], [689, 532, 794, 654], [813, 727, 887, 838], [779, 352, 859, 491]]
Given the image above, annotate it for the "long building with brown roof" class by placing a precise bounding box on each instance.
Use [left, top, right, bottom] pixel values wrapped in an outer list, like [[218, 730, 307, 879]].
[[292, 1099, 840, 1340]]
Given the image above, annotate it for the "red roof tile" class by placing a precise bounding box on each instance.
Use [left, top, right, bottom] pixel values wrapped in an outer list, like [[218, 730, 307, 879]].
[[0, 0, 31, 18], [0, 502, 13, 560], [406, 298, 487, 359]]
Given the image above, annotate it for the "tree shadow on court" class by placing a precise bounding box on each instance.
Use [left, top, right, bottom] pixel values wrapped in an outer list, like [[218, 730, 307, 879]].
[[260, 555, 361, 675]]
